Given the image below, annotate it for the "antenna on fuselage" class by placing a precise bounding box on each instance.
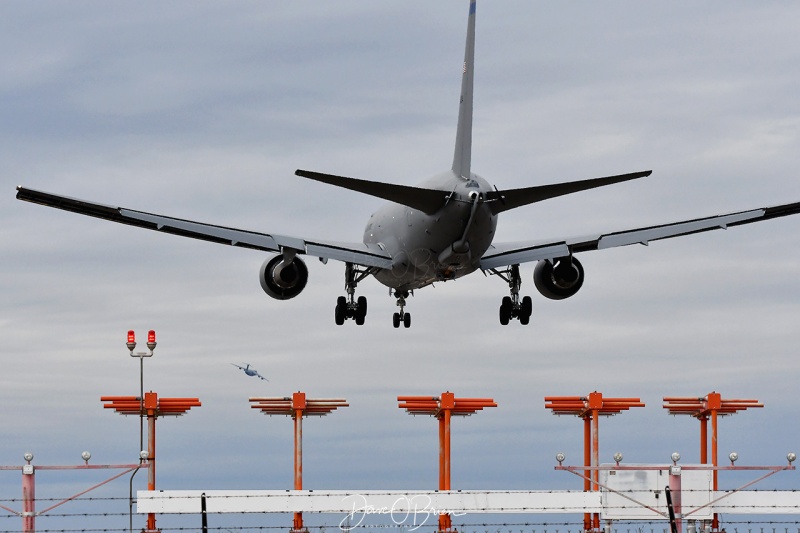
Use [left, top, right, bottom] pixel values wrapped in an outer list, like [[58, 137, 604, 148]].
[[452, 0, 476, 181]]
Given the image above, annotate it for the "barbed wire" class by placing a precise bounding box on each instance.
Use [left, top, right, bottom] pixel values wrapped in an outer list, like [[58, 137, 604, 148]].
[[0, 522, 798, 533], [0, 524, 798, 533], [1, 491, 800, 533]]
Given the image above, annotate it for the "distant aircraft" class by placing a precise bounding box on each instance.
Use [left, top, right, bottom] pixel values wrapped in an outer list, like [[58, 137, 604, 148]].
[[232, 363, 268, 381], [15, 0, 800, 328]]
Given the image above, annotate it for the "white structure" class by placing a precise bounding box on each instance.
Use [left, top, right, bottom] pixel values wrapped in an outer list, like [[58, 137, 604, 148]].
[[137, 461, 800, 530]]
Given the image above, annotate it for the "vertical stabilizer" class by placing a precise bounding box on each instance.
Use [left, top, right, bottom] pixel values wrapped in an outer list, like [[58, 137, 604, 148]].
[[452, 0, 476, 180]]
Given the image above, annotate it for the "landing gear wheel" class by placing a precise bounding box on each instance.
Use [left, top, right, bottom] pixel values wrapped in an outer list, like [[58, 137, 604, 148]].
[[393, 311, 410, 328], [521, 296, 532, 317], [519, 296, 532, 325], [355, 295, 367, 326], [499, 296, 512, 325], [335, 296, 346, 325]]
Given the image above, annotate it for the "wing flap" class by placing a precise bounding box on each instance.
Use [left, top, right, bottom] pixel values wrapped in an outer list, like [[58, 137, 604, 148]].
[[597, 209, 764, 249], [481, 243, 571, 270], [16, 186, 392, 269], [120, 209, 280, 249]]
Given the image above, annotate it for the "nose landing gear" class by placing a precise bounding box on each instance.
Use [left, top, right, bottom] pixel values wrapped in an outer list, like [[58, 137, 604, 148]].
[[392, 290, 411, 328]]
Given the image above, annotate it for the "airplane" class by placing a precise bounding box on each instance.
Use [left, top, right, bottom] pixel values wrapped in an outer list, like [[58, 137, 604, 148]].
[[232, 363, 268, 381], [15, 0, 800, 329]]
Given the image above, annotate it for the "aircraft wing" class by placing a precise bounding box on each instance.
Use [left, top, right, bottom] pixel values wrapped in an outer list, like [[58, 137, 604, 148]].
[[15, 186, 393, 269], [480, 201, 800, 270]]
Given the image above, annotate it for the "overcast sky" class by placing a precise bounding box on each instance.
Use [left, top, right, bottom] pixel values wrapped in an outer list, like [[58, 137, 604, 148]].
[[2, 1, 800, 531]]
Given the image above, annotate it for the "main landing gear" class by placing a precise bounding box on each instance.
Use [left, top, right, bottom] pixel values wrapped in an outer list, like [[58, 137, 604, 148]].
[[333, 263, 414, 328], [335, 263, 374, 326], [493, 264, 532, 325], [392, 290, 411, 328]]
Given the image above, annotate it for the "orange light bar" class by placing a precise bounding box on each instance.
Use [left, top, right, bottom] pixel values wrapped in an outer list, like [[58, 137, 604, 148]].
[[249, 395, 348, 417], [101, 394, 201, 417], [545, 393, 644, 417], [663, 393, 763, 417], [398, 394, 497, 417]]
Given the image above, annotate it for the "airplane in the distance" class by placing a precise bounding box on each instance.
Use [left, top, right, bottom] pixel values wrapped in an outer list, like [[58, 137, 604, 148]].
[[232, 363, 268, 381], [15, 1, 800, 328]]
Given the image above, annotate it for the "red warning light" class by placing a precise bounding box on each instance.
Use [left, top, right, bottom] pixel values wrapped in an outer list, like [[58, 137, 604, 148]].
[[126, 330, 137, 352], [146, 330, 157, 351]]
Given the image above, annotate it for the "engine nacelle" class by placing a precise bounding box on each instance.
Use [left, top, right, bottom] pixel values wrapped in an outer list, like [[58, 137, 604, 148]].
[[533, 256, 584, 300], [259, 254, 308, 300]]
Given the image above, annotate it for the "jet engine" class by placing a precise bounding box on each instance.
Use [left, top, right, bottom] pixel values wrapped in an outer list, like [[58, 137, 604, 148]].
[[533, 256, 584, 300], [259, 254, 308, 300]]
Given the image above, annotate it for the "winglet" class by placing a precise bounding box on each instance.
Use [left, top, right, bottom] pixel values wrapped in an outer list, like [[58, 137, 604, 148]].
[[452, 0, 477, 180]]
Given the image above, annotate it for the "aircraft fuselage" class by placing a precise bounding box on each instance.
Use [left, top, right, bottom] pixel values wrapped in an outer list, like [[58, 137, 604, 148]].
[[364, 170, 497, 291]]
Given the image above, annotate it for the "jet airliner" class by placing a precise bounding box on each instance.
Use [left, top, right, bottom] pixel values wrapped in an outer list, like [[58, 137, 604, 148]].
[[16, 1, 800, 328]]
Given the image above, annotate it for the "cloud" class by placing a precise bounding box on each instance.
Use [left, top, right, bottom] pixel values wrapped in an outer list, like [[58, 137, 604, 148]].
[[2, 1, 799, 530]]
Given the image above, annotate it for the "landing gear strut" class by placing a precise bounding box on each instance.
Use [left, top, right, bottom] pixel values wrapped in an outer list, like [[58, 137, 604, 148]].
[[493, 264, 532, 325], [392, 290, 411, 328], [334, 263, 373, 326]]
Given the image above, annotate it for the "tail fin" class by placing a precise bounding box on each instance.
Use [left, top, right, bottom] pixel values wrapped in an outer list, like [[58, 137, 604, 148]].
[[452, 0, 477, 180]]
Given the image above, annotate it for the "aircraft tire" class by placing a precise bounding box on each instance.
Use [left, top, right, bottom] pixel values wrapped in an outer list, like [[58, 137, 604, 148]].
[[403, 313, 411, 328], [393, 313, 401, 328], [499, 296, 512, 325], [522, 296, 532, 317], [335, 296, 346, 325], [520, 296, 532, 325]]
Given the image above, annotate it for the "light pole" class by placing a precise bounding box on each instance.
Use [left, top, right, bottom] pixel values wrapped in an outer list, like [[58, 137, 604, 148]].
[[126, 330, 157, 454], [125, 330, 156, 532]]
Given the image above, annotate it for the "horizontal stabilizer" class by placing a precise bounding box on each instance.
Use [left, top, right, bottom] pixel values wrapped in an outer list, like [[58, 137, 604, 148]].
[[486, 170, 652, 215], [296, 169, 448, 215]]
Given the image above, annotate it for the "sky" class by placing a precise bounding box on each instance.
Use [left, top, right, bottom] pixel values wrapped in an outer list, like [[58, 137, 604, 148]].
[[2, 1, 800, 531]]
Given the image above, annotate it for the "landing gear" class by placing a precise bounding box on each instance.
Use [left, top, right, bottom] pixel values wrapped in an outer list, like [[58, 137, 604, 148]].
[[334, 263, 373, 326], [393, 290, 411, 328], [493, 264, 532, 325]]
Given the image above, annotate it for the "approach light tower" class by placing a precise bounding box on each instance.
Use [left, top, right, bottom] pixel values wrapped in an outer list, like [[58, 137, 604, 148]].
[[663, 392, 763, 531], [102, 392, 201, 533], [398, 392, 497, 533], [250, 392, 349, 533], [545, 392, 645, 532]]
